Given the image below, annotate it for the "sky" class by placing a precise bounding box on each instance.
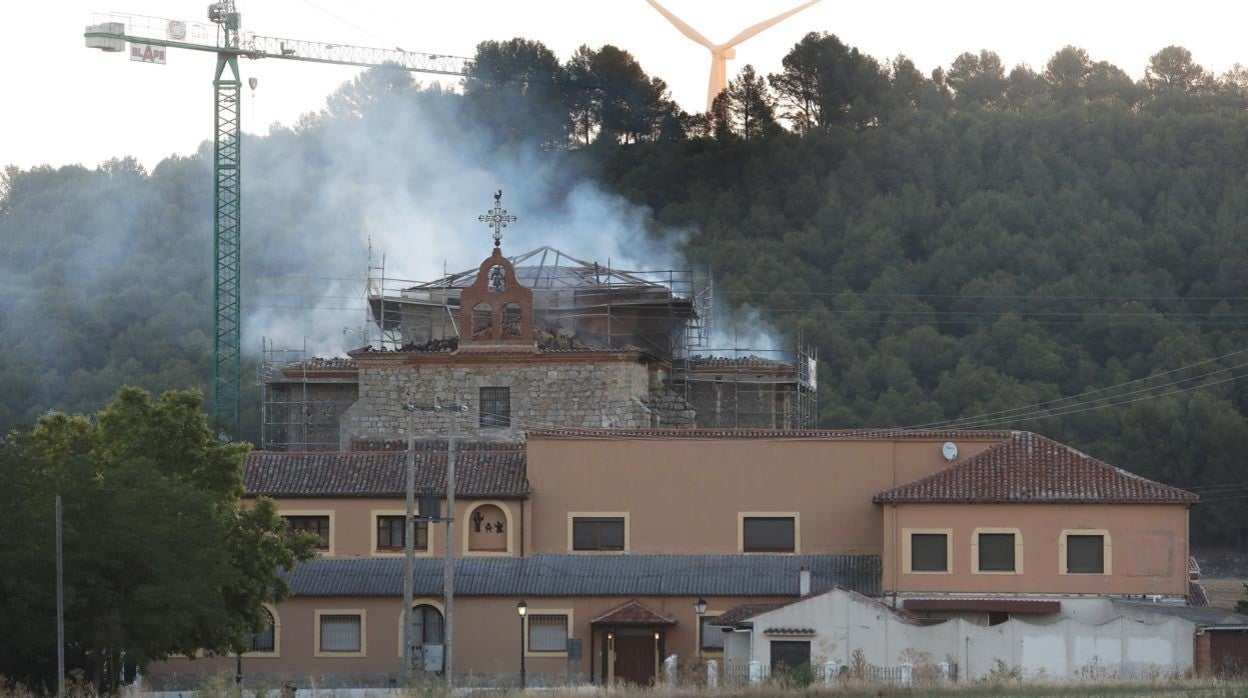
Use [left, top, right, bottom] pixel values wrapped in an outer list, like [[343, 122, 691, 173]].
[[7, 0, 1248, 171]]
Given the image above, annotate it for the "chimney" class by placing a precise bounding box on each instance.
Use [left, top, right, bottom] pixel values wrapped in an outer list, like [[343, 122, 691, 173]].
[[799, 566, 811, 596]]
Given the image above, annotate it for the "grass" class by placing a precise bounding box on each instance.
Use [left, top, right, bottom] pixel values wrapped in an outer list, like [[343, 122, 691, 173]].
[[1203, 578, 1248, 611]]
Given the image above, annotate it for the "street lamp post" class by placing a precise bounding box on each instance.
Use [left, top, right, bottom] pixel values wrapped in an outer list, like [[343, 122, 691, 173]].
[[693, 596, 708, 662], [517, 601, 528, 690]]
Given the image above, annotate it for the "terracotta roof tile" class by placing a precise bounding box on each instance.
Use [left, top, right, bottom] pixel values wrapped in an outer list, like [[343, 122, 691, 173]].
[[244, 450, 529, 499], [590, 600, 678, 626], [528, 428, 1014, 441], [763, 627, 815, 635], [707, 603, 786, 626], [873, 432, 1198, 504]]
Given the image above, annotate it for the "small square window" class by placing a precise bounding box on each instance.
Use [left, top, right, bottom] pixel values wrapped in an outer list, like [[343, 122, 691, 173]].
[[1066, 534, 1105, 574], [527, 614, 568, 653], [743, 517, 795, 553], [285, 515, 330, 550], [572, 517, 625, 551], [376, 515, 428, 552], [978, 533, 1016, 572], [479, 387, 511, 428], [319, 614, 361, 653], [910, 533, 948, 572]]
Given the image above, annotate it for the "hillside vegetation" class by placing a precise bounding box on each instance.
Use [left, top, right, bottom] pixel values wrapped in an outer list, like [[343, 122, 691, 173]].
[[2, 37, 1248, 544]]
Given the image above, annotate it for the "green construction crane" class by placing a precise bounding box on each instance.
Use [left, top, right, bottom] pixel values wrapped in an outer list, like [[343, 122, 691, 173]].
[[84, 4, 469, 439]]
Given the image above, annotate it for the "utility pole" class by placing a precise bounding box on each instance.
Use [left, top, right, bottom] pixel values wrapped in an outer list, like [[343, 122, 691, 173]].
[[401, 407, 417, 680], [55, 495, 65, 698], [402, 400, 466, 686]]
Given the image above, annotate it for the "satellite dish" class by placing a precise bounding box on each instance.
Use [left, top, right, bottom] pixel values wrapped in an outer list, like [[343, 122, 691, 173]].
[[941, 441, 958, 461]]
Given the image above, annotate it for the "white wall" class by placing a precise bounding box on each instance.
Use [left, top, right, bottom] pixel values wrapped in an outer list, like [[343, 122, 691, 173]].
[[730, 589, 1195, 680]]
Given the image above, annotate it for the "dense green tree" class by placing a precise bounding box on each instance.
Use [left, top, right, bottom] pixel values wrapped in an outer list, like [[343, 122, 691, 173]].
[[1145, 45, 1211, 95], [946, 50, 1007, 106], [465, 38, 567, 147], [0, 388, 316, 691], [726, 65, 778, 140], [768, 32, 889, 130]]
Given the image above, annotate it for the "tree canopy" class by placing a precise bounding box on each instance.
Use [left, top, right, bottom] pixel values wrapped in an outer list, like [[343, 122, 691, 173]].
[[0, 387, 316, 691]]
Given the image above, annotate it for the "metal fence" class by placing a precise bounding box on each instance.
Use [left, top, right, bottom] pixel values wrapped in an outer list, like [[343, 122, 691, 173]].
[[717, 660, 957, 688]]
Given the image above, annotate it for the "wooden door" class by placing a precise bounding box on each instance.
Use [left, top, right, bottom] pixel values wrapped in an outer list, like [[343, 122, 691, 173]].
[[613, 635, 654, 687]]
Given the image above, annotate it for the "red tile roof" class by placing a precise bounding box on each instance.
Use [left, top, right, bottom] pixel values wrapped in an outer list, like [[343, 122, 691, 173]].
[[873, 431, 1198, 504], [527, 428, 1014, 441], [590, 600, 678, 626], [707, 603, 786, 626], [763, 627, 816, 635]]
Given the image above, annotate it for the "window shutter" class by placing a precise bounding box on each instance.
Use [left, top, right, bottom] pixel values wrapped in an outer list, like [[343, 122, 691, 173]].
[[1066, 535, 1104, 573], [320, 615, 361, 652], [700, 617, 724, 651], [743, 517, 795, 552], [527, 614, 568, 652], [978, 533, 1016, 572], [910, 533, 948, 572]]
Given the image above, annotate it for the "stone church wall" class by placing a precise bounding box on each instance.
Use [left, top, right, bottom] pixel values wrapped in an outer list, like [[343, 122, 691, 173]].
[[341, 359, 694, 445]]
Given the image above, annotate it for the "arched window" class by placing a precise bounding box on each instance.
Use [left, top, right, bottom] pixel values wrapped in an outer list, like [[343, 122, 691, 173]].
[[471, 303, 493, 339], [249, 607, 276, 653], [502, 303, 522, 338], [412, 604, 444, 647], [466, 502, 510, 552]]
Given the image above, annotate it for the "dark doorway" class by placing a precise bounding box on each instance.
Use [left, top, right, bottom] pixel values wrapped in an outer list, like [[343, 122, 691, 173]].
[[613, 634, 654, 686], [769, 640, 812, 674]]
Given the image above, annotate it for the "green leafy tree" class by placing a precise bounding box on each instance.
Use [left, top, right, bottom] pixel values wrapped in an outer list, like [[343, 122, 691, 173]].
[[465, 38, 567, 148], [0, 388, 316, 691], [1145, 45, 1210, 95]]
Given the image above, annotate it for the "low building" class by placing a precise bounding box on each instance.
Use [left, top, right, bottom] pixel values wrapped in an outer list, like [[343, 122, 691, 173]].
[[145, 428, 1199, 688]]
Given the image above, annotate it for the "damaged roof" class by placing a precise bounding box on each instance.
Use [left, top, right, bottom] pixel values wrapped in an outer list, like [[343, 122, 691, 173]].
[[873, 431, 1198, 505], [244, 450, 530, 499], [283, 554, 881, 598]]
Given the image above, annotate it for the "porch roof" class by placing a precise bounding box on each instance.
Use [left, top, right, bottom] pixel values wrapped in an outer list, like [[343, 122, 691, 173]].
[[590, 600, 678, 626]]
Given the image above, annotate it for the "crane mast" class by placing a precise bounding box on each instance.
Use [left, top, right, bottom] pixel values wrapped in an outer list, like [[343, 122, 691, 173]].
[[84, 4, 470, 438]]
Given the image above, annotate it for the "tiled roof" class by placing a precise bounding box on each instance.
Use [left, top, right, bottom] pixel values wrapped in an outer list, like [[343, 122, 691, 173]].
[[347, 438, 524, 453], [283, 357, 358, 372], [763, 627, 815, 635], [527, 428, 1014, 441], [688, 355, 795, 371], [283, 554, 881, 597], [590, 600, 678, 626], [1187, 581, 1210, 607], [244, 450, 529, 499], [707, 603, 786, 627], [873, 432, 1199, 504]]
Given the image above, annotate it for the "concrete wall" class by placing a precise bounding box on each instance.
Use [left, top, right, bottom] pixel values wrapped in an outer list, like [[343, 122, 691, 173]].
[[270, 497, 523, 558], [145, 593, 778, 689], [732, 589, 1195, 680], [524, 436, 1005, 555], [342, 357, 692, 445], [882, 503, 1190, 596]]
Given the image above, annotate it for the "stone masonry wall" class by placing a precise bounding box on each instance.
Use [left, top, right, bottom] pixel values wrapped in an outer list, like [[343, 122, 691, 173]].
[[341, 359, 692, 445]]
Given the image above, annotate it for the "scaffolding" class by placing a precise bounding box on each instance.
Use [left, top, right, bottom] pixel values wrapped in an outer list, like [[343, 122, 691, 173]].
[[258, 337, 359, 451], [256, 245, 818, 448]]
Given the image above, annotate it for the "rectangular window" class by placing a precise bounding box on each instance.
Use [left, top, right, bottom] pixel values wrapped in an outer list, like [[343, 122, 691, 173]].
[[319, 614, 362, 653], [700, 616, 724, 652], [527, 614, 568, 653], [572, 517, 625, 551], [910, 533, 948, 572], [743, 516, 795, 553], [376, 515, 428, 552], [769, 640, 811, 673], [978, 533, 1016, 572], [479, 387, 511, 428], [1067, 534, 1105, 574], [285, 515, 330, 550]]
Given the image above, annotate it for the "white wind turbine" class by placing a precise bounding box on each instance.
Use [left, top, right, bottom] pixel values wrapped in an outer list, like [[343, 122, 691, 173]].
[[645, 0, 823, 112]]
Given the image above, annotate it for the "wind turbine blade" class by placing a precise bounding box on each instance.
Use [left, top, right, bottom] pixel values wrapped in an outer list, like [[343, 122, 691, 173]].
[[722, 0, 822, 49], [644, 0, 715, 49]]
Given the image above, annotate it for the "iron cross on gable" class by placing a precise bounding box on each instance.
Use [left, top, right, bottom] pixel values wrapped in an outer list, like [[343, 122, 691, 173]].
[[478, 190, 517, 248]]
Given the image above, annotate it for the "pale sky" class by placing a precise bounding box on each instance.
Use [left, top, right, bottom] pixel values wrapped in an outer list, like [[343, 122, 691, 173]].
[[8, 0, 1248, 170]]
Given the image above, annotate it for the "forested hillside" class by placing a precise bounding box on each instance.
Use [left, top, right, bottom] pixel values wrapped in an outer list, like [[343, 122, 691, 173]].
[[3, 36, 1248, 544]]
